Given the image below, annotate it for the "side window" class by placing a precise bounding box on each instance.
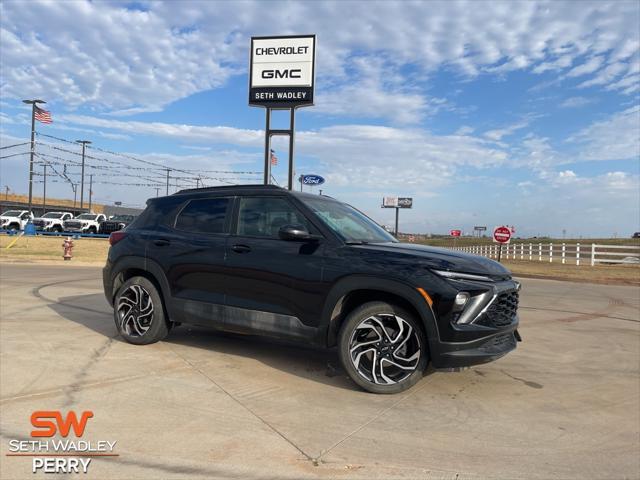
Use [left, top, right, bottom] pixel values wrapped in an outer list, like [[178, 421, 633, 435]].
[[237, 197, 311, 238], [175, 198, 230, 234]]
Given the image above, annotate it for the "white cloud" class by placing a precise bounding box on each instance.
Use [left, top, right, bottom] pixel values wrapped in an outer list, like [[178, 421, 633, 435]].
[[1, 0, 639, 116], [559, 96, 595, 108], [565, 56, 605, 78], [484, 121, 530, 141], [568, 106, 640, 161]]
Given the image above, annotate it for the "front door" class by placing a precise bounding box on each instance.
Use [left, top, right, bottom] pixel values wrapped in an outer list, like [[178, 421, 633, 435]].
[[224, 195, 326, 341]]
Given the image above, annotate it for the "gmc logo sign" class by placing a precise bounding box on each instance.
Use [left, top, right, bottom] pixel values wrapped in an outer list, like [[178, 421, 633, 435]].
[[262, 69, 302, 79]]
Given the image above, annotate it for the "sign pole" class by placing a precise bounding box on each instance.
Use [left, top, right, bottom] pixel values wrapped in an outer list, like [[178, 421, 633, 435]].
[[288, 107, 295, 190], [263, 108, 271, 185], [395, 207, 399, 236], [497, 244, 502, 263]]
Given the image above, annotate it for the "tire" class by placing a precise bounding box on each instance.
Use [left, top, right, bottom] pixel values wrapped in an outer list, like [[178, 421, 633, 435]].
[[8, 224, 18, 232], [53, 225, 63, 233], [338, 301, 428, 394], [113, 276, 169, 345], [87, 226, 97, 234]]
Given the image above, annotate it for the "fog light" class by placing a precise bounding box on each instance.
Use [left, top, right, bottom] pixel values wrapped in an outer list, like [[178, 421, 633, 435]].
[[453, 292, 470, 311]]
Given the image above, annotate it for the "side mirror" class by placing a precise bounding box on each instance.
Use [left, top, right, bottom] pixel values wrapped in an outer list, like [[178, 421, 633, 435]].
[[278, 224, 315, 241]]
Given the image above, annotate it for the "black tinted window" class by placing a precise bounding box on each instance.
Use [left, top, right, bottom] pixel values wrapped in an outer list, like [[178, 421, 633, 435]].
[[237, 197, 310, 238], [175, 198, 230, 234]]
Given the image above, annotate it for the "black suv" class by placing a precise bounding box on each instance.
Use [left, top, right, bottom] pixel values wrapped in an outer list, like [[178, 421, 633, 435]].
[[103, 185, 521, 394]]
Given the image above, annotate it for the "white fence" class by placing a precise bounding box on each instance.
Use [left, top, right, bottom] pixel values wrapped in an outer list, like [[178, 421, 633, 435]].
[[448, 243, 640, 266]]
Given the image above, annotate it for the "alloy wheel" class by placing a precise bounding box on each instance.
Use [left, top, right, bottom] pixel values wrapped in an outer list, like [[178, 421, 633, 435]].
[[348, 313, 421, 385], [117, 284, 154, 337]]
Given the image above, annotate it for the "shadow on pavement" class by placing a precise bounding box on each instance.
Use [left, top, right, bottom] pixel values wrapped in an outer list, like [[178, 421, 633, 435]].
[[50, 293, 358, 392]]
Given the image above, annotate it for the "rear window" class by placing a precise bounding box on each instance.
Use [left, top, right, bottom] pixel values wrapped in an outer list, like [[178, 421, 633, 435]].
[[175, 198, 230, 234]]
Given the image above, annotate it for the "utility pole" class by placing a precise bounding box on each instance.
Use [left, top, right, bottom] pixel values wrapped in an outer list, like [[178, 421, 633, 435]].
[[5, 185, 9, 200], [155, 187, 160, 197], [165, 168, 171, 195], [88, 174, 93, 212], [76, 140, 91, 209], [72, 184, 77, 210], [42, 164, 47, 213], [22, 99, 46, 214], [196, 177, 200, 188]]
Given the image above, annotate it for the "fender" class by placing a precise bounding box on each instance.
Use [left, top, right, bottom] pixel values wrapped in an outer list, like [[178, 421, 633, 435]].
[[322, 275, 439, 348], [109, 255, 175, 317]]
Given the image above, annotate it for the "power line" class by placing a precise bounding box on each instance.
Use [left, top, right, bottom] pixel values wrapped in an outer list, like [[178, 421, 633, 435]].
[[0, 142, 30, 150], [0, 152, 29, 160]]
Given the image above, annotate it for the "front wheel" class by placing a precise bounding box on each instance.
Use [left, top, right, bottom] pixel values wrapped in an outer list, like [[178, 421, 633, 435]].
[[338, 301, 428, 394], [113, 276, 168, 345]]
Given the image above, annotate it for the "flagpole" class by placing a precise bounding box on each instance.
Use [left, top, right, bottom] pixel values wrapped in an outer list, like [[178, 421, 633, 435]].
[[22, 99, 46, 215]]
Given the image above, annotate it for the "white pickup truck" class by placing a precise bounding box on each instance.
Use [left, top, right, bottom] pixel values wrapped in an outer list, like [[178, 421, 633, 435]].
[[63, 213, 107, 234], [0, 210, 33, 231], [32, 211, 74, 232]]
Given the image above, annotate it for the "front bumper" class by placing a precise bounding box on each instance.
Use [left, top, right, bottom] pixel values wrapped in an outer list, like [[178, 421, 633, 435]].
[[431, 320, 521, 368], [428, 278, 522, 368]]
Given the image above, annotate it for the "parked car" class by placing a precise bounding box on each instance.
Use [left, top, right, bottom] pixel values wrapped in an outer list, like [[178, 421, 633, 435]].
[[64, 213, 106, 234], [32, 211, 73, 232], [99, 214, 137, 235], [0, 210, 33, 231], [103, 185, 521, 394], [632, 232, 640, 238]]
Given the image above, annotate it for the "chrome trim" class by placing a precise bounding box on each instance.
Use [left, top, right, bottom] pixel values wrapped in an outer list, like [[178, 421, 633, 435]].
[[433, 270, 493, 282]]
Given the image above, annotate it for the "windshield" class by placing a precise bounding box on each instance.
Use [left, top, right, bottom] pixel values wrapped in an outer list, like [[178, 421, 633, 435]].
[[2, 210, 22, 217], [42, 212, 64, 219], [302, 197, 397, 243], [76, 214, 96, 220], [110, 215, 134, 222]]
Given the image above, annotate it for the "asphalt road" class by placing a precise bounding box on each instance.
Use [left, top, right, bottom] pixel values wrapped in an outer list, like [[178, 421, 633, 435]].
[[0, 263, 638, 479]]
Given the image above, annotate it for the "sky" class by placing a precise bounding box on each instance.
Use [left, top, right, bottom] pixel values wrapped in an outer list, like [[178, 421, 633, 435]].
[[1, 0, 639, 238]]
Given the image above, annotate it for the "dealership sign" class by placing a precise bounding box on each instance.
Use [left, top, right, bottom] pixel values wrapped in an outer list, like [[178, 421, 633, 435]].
[[249, 35, 316, 108], [493, 226, 512, 244], [382, 197, 413, 208], [300, 174, 325, 185]]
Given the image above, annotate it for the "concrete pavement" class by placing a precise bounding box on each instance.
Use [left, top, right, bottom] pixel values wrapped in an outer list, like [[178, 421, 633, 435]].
[[0, 263, 638, 479]]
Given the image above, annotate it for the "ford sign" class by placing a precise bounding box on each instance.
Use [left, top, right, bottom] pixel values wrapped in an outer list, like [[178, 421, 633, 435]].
[[301, 174, 325, 186]]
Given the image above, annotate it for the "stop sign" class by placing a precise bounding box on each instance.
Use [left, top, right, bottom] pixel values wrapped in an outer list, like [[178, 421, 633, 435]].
[[493, 226, 512, 244]]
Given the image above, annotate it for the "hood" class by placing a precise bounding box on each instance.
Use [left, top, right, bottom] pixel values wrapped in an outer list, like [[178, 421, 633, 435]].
[[354, 242, 511, 277]]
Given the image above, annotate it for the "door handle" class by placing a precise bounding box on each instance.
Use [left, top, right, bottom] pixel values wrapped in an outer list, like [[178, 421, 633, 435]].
[[232, 244, 251, 253], [153, 238, 170, 246]]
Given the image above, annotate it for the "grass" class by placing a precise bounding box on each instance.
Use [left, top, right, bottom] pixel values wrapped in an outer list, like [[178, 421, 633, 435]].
[[1, 234, 638, 285], [0, 234, 109, 264], [502, 260, 639, 285]]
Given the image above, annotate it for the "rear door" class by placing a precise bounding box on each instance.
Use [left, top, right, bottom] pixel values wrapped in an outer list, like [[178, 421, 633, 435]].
[[145, 196, 233, 327], [223, 195, 327, 340]]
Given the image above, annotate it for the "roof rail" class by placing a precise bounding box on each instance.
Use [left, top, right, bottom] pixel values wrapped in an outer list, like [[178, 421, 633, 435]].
[[174, 184, 283, 195]]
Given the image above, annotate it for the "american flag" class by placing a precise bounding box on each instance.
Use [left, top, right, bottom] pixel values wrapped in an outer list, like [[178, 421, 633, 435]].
[[270, 149, 278, 166], [34, 106, 52, 124]]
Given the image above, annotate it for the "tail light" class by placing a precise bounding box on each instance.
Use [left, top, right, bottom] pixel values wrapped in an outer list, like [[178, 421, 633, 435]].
[[109, 231, 127, 246]]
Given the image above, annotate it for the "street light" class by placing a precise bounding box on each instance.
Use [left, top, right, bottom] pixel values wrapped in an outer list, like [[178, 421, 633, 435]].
[[22, 99, 46, 215], [76, 140, 92, 210]]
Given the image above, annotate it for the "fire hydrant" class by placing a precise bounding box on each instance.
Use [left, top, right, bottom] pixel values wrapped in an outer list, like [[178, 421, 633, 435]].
[[62, 237, 74, 261]]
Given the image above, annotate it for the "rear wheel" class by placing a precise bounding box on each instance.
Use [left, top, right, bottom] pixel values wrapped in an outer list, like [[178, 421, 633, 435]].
[[113, 276, 168, 345], [338, 301, 427, 394], [87, 226, 97, 234]]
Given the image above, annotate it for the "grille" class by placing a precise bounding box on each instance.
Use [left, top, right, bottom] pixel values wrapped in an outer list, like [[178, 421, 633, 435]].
[[33, 220, 46, 227], [479, 333, 516, 353], [476, 290, 519, 328], [100, 222, 123, 234]]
